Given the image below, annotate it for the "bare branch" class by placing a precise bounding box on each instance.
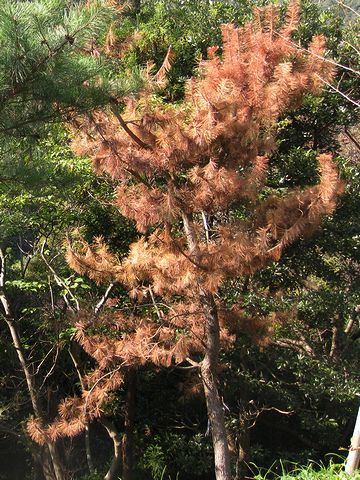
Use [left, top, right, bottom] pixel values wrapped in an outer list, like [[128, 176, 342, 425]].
[[344, 127, 360, 152], [185, 357, 201, 368], [94, 282, 116, 315], [148, 286, 162, 320], [40, 240, 80, 312], [275, 31, 360, 76], [34, 345, 56, 376], [39, 345, 59, 390], [336, 0, 360, 17], [201, 211, 210, 243], [316, 74, 360, 109], [271, 336, 315, 357]]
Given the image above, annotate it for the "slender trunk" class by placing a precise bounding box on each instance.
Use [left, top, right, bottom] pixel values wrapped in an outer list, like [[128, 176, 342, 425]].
[[4, 316, 40, 416], [84, 425, 94, 473], [181, 214, 231, 480], [0, 248, 64, 480], [234, 411, 250, 480], [345, 401, 360, 475], [330, 314, 342, 359], [31, 443, 58, 480], [47, 442, 65, 480], [329, 324, 339, 359], [200, 292, 232, 480], [122, 369, 136, 480], [5, 313, 64, 480], [69, 341, 94, 473], [101, 418, 122, 480]]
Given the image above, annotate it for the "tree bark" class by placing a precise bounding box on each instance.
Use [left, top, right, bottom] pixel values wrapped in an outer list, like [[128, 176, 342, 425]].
[[32, 445, 59, 480], [122, 369, 136, 480], [0, 248, 65, 480], [200, 292, 232, 480], [84, 425, 94, 473], [47, 442, 65, 480], [233, 406, 251, 480], [101, 417, 122, 480], [329, 324, 340, 359], [234, 427, 250, 480], [181, 213, 232, 480], [345, 400, 360, 475], [69, 341, 94, 474]]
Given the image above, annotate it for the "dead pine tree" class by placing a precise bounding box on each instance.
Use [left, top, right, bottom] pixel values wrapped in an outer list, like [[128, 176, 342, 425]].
[[29, 2, 343, 479]]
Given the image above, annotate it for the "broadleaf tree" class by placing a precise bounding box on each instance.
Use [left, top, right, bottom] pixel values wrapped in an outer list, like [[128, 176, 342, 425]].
[[28, 2, 345, 479]]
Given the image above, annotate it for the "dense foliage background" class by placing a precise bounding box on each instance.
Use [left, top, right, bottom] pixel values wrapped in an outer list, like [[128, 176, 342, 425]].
[[0, 1, 358, 479]]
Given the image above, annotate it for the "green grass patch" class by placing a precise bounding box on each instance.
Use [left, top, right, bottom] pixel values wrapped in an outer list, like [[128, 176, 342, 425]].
[[253, 460, 360, 479]]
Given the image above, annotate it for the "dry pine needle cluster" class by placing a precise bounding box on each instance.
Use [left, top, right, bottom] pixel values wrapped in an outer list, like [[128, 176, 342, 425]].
[[28, 1, 343, 444]]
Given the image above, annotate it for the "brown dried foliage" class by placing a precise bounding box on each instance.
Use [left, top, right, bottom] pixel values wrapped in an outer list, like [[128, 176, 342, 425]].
[[28, 298, 235, 442], [30, 2, 343, 443]]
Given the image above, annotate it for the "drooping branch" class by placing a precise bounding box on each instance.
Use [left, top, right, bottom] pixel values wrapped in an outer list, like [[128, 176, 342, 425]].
[[316, 74, 360, 109]]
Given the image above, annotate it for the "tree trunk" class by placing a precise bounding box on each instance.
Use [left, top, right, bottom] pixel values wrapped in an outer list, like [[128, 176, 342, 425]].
[[0, 248, 65, 480], [181, 214, 232, 480], [122, 369, 136, 480], [330, 314, 342, 359], [32, 444, 58, 480], [234, 414, 251, 480], [200, 292, 232, 480], [345, 401, 360, 475], [69, 341, 94, 473], [3, 315, 65, 480], [101, 417, 122, 480], [84, 425, 94, 473], [47, 442, 65, 480]]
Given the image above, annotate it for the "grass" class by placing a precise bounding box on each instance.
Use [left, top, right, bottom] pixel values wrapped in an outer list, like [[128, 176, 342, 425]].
[[253, 460, 360, 479]]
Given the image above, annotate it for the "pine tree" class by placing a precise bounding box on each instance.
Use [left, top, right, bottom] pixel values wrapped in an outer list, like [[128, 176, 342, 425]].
[[28, 2, 343, 479], [0, 0, 140, 136]]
